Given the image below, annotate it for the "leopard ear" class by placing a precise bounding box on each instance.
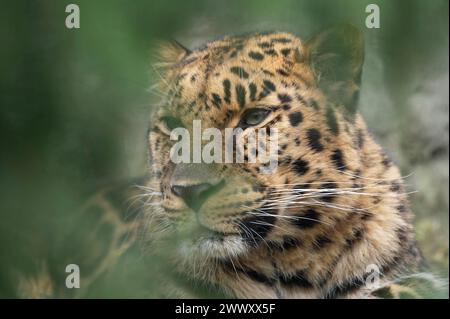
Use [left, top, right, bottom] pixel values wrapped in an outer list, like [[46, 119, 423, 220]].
[[152, 40, 191, 91], [304, 24, 364, 114], [156, 40, 191, 66]]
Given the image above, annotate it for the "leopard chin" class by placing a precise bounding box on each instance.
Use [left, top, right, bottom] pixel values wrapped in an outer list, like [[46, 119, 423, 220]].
[[177, 233, 248, 260], [172, 218, 248, 260]]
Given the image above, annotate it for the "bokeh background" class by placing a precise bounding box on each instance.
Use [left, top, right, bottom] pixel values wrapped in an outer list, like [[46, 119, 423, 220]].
[[0, 0, 448, 298]]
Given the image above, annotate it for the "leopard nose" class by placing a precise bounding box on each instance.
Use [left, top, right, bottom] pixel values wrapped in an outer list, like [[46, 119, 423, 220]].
[[172, 183, 212, 200], [171, 180, 225, 211]]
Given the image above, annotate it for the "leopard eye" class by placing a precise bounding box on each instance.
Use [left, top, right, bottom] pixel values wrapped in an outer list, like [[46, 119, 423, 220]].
[[160, 116, 184, 133], [240, 108, 271, 127]]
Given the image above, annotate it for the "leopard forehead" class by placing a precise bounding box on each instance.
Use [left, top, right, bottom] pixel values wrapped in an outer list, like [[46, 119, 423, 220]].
[[162, 32, 316, 124]]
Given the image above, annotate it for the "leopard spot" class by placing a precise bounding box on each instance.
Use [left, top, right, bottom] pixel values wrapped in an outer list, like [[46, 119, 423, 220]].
[[288, 112, 303, 127], [292, 159, 309, 175], [306, 128, 324, 152], [292, 209, 320, 229]]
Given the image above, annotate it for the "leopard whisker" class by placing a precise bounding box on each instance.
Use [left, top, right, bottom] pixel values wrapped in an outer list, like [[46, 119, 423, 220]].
[[127, 193, 162, 210], [261, 197, 367, 213], [147, 83, 170, 98], [244, 215, 302, 236], [249, 220, 283, 232], [142, 202, 163, 207], [268, 181, 400, 193], [262, 181, 373, 187], [246, 226, 272, 250], [133, 184, 162, 193], [235, 221, 259, 248], [263, 179, 414, 190], [265, 189, 417, 202], [244, 207, 332, 227], [147, 88, 170, 100], [151, 64, 177, 91], [280, 200, 366, 214], [225, 251, 242, 282], [243, 210, 299, 235], [236, 219, 272, 249], [330, 167, 415, 182], [243, 208, 298, 220]]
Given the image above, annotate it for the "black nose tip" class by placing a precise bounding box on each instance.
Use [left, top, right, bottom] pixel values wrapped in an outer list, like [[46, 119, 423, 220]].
[[171, 180, 224, 211]]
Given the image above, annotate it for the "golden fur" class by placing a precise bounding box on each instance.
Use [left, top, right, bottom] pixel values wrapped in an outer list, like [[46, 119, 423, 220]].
[[143, 26, 424, 298]]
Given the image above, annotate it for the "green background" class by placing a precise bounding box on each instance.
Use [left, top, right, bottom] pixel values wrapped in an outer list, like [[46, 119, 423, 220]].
[[0, 0, 448, 298]]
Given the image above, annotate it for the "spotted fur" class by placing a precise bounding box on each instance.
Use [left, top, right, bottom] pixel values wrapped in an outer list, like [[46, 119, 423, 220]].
[[137, 26, 444, 298]]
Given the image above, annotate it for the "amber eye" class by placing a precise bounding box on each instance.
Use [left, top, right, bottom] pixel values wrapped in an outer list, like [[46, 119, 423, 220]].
[[160, 116, 184, 133], [240, 108, 270, 127]]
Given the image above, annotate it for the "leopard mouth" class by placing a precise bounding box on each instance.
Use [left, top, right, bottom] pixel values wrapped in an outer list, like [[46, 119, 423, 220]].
[[174, 222, 247, 259], [179, 234, 248, 259], [189, 223, 239, 243]]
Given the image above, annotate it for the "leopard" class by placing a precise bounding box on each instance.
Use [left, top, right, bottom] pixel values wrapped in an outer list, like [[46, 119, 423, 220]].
[[136, 24, 444, 298], [16, 25, 446, 299]]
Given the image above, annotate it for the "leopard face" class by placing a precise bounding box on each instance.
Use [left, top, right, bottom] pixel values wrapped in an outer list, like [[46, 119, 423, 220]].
[[147, 28, 358, 254], [144, 26, 421, 297]]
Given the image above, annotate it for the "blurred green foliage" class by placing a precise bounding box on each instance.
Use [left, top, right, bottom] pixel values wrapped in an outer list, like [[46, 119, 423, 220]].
[[0, 0, 448, 298]]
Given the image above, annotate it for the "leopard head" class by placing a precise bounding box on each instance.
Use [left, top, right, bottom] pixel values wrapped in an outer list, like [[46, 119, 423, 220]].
[[145, 26, 370, 263]]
